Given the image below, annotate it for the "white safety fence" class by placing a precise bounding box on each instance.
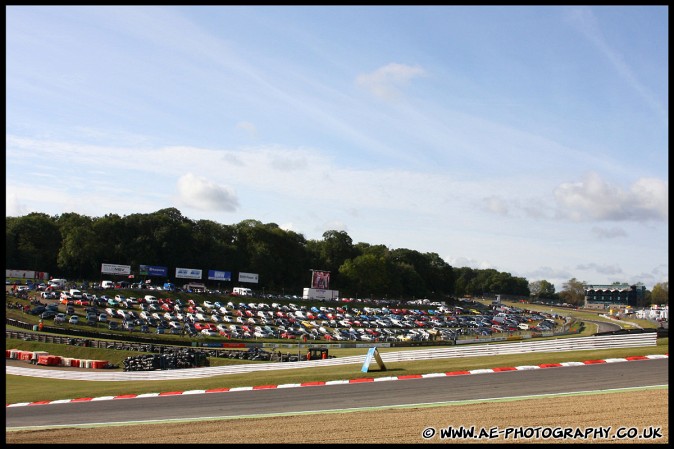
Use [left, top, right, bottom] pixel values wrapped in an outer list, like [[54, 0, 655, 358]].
[[6, 333, 657, 382]]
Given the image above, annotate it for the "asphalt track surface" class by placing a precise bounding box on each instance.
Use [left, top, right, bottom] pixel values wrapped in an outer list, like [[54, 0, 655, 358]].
[[6, 358, 667, 429]]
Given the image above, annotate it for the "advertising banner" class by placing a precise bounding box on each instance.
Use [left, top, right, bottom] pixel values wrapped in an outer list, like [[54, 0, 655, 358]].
[[5, 270, 44, 279], [175, 267, 202, 280], [238, 272, 259, 283], [139, 265, 168, 277], [101, 263, 131, 275], [208, 270, 232, 281], [311, 270, 330, 289]]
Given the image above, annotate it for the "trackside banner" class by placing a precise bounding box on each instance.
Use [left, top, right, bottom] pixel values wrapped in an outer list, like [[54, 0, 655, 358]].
[[139, 265, 168, 277], [238, 272, 259, 283], [175, 267, 202, 279], [101, 263, 131, 275], [208, 270, 232, 281]]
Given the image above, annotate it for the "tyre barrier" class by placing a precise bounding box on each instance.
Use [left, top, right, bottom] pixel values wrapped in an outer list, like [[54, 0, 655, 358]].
[[7, 349, 111, 369], [122, 348, 210, 371]]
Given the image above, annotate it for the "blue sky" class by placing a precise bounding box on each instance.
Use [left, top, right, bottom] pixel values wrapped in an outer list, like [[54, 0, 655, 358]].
[[6, 6, 668, 292]]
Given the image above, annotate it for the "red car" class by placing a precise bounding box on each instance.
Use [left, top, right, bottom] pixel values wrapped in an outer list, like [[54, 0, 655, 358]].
[[194, 322, 209, 331]]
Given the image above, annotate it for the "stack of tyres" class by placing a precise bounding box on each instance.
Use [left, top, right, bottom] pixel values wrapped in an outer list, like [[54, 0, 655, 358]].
[[122, 349, 210, 371]]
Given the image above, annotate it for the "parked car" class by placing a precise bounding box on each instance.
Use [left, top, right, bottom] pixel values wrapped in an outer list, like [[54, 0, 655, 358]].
[[41, 310, 57, 319], [54, 313, 67, 324], [30, 306, 46, 315], [108, 321, 119, 330], [68, 315, 79, 325]]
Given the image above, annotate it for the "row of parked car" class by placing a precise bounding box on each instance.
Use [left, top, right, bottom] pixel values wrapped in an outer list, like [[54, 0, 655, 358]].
[[33, 289, 559, 342]]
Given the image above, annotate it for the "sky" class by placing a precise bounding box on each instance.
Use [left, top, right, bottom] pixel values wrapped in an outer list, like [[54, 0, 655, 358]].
[[6, 6, 668, 293]]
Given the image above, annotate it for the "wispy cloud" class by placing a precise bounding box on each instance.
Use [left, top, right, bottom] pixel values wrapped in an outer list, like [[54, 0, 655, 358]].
[[576, 262, 623, 276], [591, 226, 627, 239], [482, 196, 509, 216], [236, 121, 257, 138], [356, 63, 426, 100], [565, 7, 667, 123]]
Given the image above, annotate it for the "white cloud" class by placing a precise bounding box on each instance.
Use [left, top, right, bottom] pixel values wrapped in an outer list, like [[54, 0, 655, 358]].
[[5, 193, 30, 217], [446, 256, 494, 270], [356, 63, 426, 100], [175, 173, 239, 212], [554, 172, 667, 222]]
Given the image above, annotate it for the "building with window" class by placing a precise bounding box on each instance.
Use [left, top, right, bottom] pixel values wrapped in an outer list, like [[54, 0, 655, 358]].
[[584, 283, 646, 309]]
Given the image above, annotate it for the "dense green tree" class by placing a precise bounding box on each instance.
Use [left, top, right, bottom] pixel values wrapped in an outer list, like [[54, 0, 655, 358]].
[[338, 253, 390, 298], [6, 207, 595, 301], [6, 213, 61, 275], [316, 230, 357, 275], [56, 213, 99, 280]]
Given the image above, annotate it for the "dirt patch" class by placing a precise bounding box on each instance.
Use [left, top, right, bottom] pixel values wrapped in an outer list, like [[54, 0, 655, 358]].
[[6, 389, 667, 444]]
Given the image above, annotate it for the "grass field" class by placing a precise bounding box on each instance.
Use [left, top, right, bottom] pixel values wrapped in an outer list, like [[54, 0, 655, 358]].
[[5, 337, 668, 405]]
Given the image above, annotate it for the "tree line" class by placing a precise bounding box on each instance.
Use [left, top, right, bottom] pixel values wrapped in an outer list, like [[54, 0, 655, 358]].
[[7, 207, 665, 304]]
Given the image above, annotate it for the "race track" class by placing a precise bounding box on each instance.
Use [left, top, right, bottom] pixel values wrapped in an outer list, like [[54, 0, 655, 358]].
[[6, 358, 668, 429]]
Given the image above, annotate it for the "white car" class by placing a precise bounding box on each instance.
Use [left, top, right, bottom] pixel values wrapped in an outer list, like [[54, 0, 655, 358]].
[[203, 301, 214, 309], [201, 329, 218, 337]]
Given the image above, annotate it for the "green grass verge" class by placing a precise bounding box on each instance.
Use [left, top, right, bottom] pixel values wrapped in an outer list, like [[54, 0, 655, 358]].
[[5, 338, 668, 405]]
